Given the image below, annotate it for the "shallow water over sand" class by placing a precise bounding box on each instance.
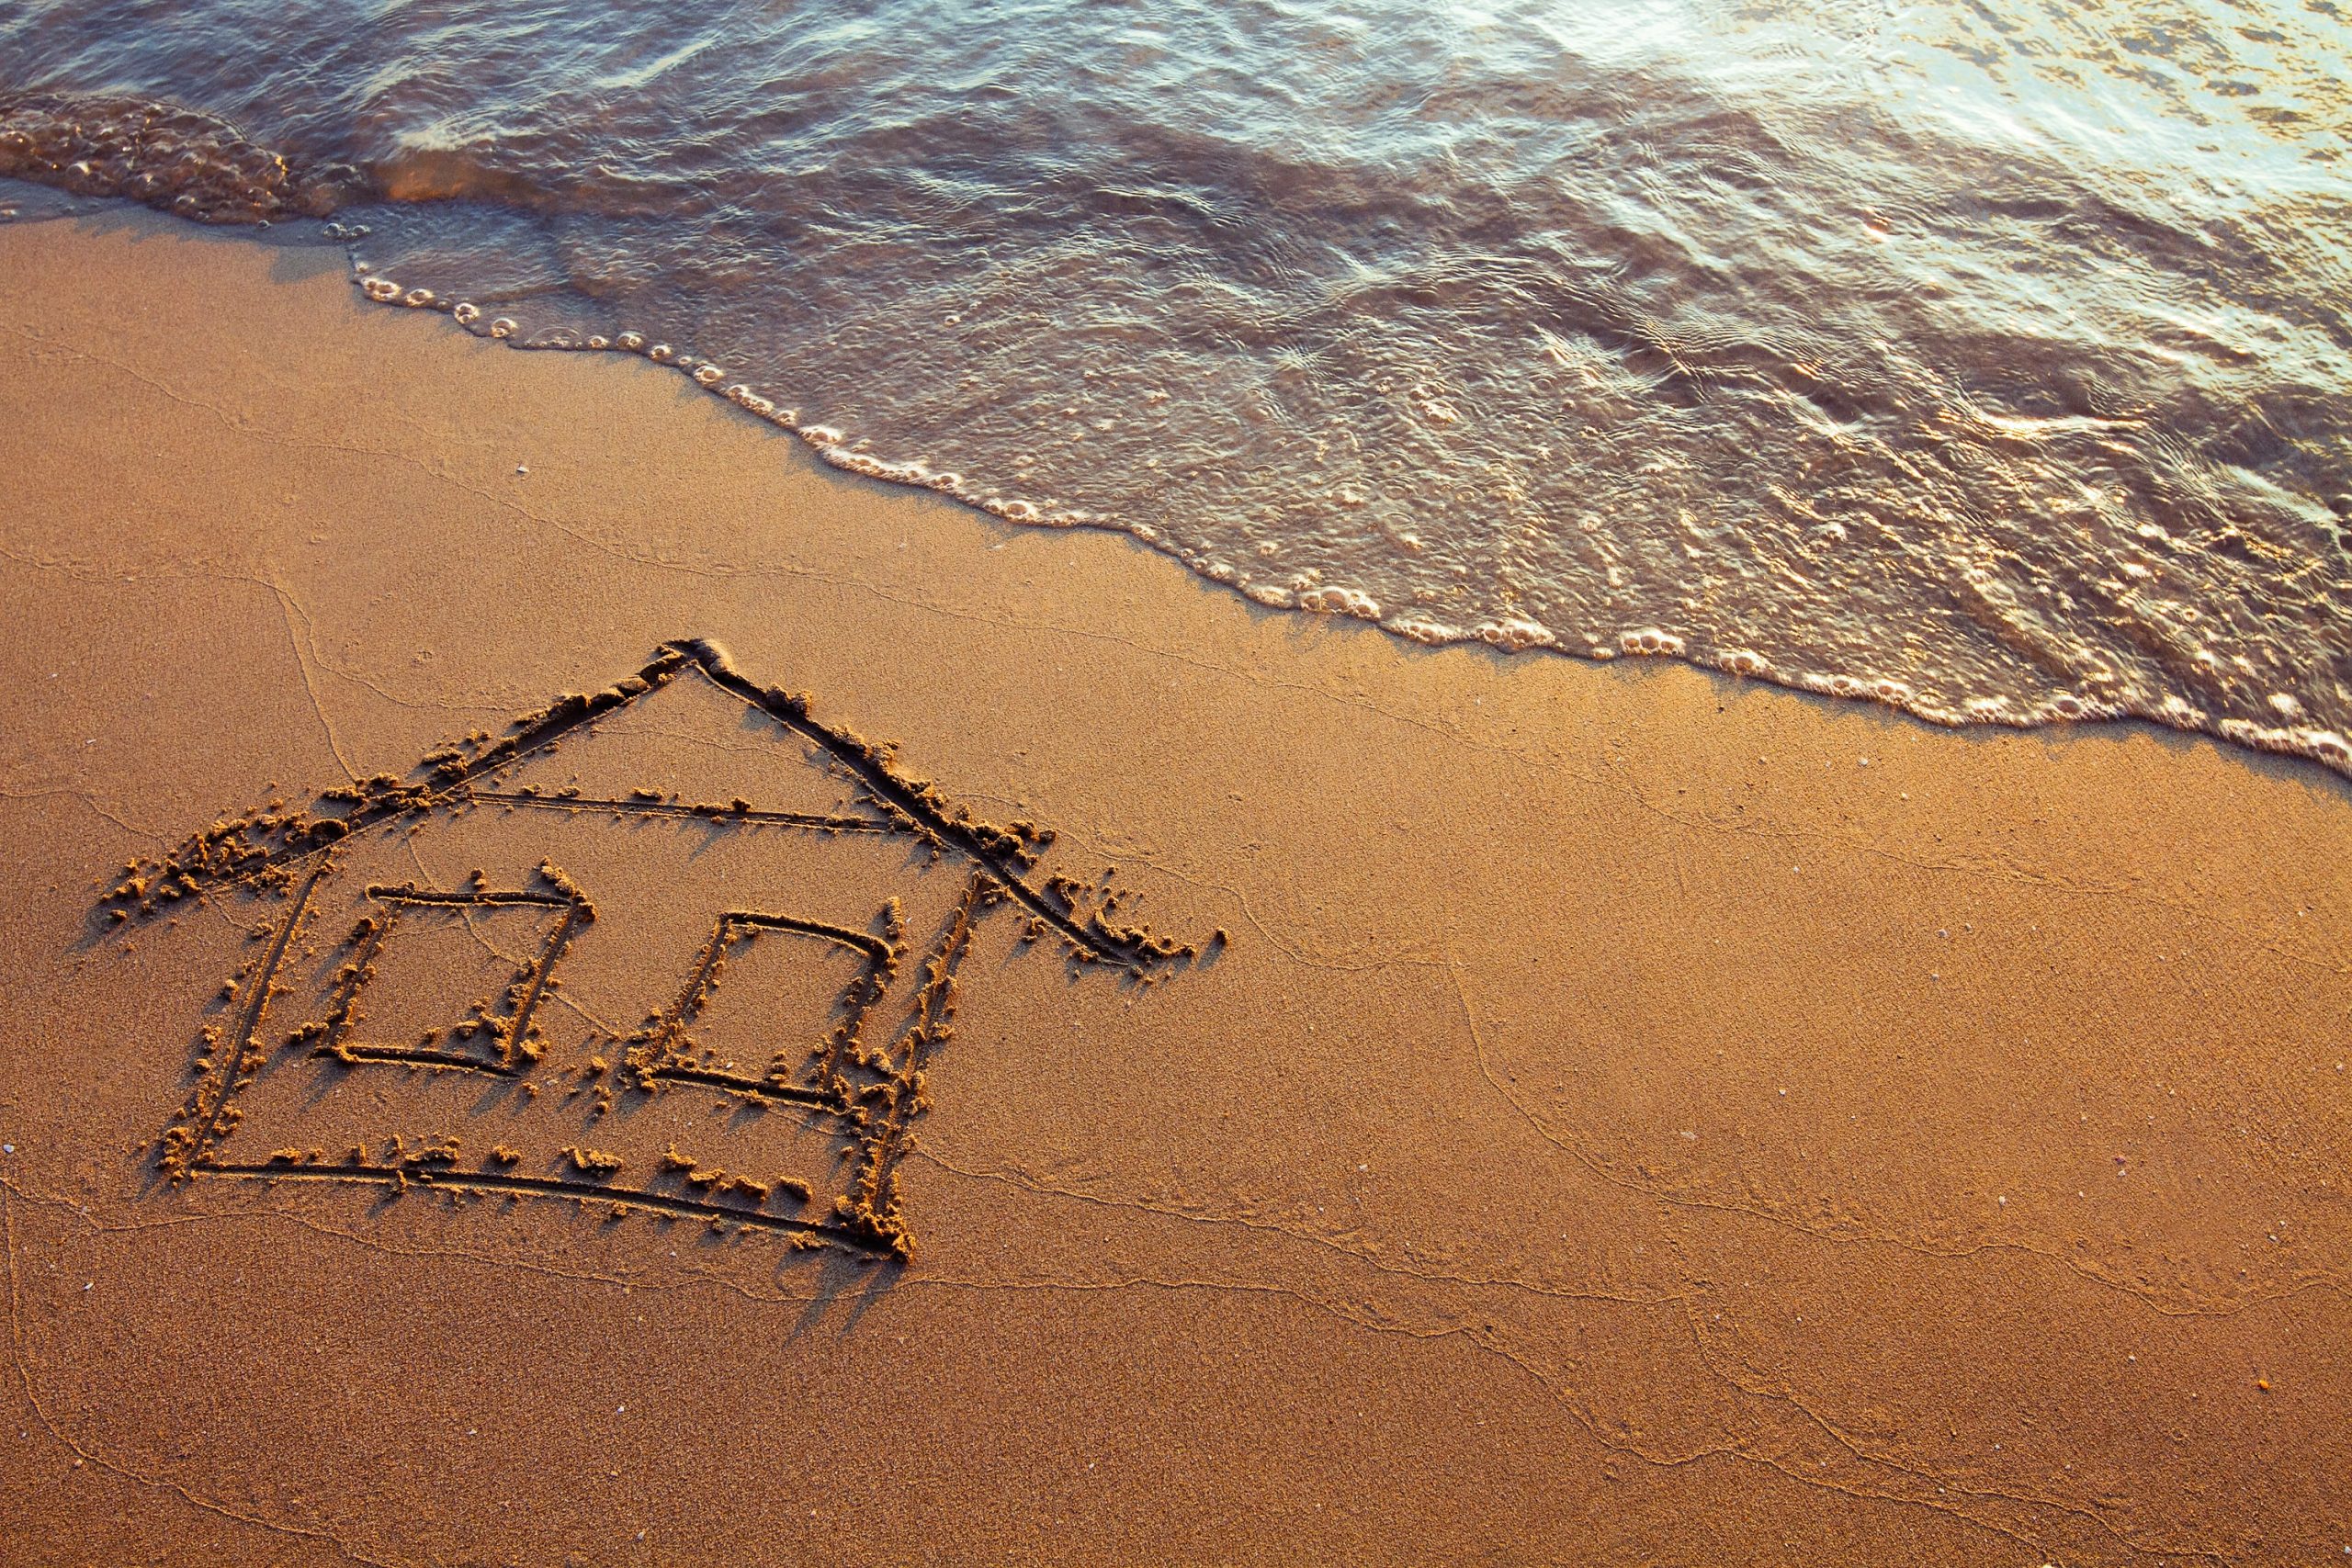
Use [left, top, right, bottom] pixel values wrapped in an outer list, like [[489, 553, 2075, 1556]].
[[3, 0, 2347, 768]]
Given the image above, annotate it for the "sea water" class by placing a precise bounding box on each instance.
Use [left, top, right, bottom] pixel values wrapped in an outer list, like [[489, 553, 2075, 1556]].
[[4, 0, 2347, 768]]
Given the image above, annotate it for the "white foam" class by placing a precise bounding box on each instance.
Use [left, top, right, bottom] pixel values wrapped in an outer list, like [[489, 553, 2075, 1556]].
[[1298, 584, 1380, 619], [1387, 617, 1453, 644], [1477, 619, 1555, 651], [1621, 627, 1687, 657]]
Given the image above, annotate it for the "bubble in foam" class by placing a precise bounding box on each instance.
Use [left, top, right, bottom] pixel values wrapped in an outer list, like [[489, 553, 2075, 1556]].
[[1722, 649, 1769, 675], [489, 317, 516, 339], [1477, 619, 1553, 651], [616, 331, 644, 351], [1622, 627, 1686, 657], [829, 449, 917, 482], [360, 276, 401, 302], [586, 335, 610, 350], [692, 365, 724, 387], [647, 344, 673, 362], [402, 288, 435, 308], [451, 302, 481, 325], [1297, 584, 1380, 619]]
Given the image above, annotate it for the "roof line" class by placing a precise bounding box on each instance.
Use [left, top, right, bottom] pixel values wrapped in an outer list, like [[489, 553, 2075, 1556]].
[[665, 639, 1160, 969], [118, 639, 1175, 972], [662, 639, 1176, 968]]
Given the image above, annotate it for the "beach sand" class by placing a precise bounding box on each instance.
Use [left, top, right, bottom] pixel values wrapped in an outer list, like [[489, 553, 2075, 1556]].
[[2, 212, 2347, 1566]]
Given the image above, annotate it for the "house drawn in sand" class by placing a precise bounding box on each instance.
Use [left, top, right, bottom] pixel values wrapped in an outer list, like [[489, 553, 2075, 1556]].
[[107, 639, 1204, 1259]]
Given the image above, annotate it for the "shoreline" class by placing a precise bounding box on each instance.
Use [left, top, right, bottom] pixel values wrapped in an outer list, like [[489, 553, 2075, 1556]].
[[4, 208, 2349, 1566], [11, 167, 2346, 787], [337, 227, 2352, 789]]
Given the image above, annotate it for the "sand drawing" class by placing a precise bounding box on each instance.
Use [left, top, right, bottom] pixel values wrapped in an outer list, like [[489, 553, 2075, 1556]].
[[107, 638, 1204, 1259]]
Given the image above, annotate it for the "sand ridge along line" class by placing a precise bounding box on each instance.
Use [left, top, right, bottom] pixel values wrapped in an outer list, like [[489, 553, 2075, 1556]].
[[104, 637, 1207, 1261]]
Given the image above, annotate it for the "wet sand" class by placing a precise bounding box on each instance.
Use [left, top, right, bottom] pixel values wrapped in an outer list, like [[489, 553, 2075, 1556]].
[[1, 211, 2347, 1567]]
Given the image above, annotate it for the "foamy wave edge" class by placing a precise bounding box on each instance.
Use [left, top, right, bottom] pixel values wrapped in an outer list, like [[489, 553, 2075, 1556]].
[[350, 266, 2352, 784]]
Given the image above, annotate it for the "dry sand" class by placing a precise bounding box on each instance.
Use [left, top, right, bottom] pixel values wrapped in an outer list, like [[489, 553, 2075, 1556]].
[[1, 211, 2348, 1567]]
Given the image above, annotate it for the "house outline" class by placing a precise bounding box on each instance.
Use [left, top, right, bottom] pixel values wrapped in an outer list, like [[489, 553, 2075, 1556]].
[[127, 638, 1195, 1259]]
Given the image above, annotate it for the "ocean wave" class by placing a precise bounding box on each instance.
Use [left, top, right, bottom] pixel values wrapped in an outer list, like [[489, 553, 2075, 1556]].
[[5, 0, 2348, 772]]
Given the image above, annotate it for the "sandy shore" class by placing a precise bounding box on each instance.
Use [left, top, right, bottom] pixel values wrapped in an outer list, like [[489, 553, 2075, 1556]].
[[2, 210, 2347, 1566]]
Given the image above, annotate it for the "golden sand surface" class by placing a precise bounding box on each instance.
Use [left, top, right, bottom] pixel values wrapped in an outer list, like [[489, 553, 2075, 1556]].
[[1, 214, 2347, 1567]]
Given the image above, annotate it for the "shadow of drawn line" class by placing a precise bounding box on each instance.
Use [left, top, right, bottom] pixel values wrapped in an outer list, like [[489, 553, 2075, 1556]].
[[203, 1163, 888, 1251], [638, 1065, 832, 1108], [468, 792, 895, 832], [361, 885, 572, 908], [322, 1045, 516, 1078]]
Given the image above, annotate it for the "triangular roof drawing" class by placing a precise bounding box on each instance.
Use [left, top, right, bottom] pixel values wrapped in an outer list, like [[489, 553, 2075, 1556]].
[[108, 638, 1207, 1260]]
